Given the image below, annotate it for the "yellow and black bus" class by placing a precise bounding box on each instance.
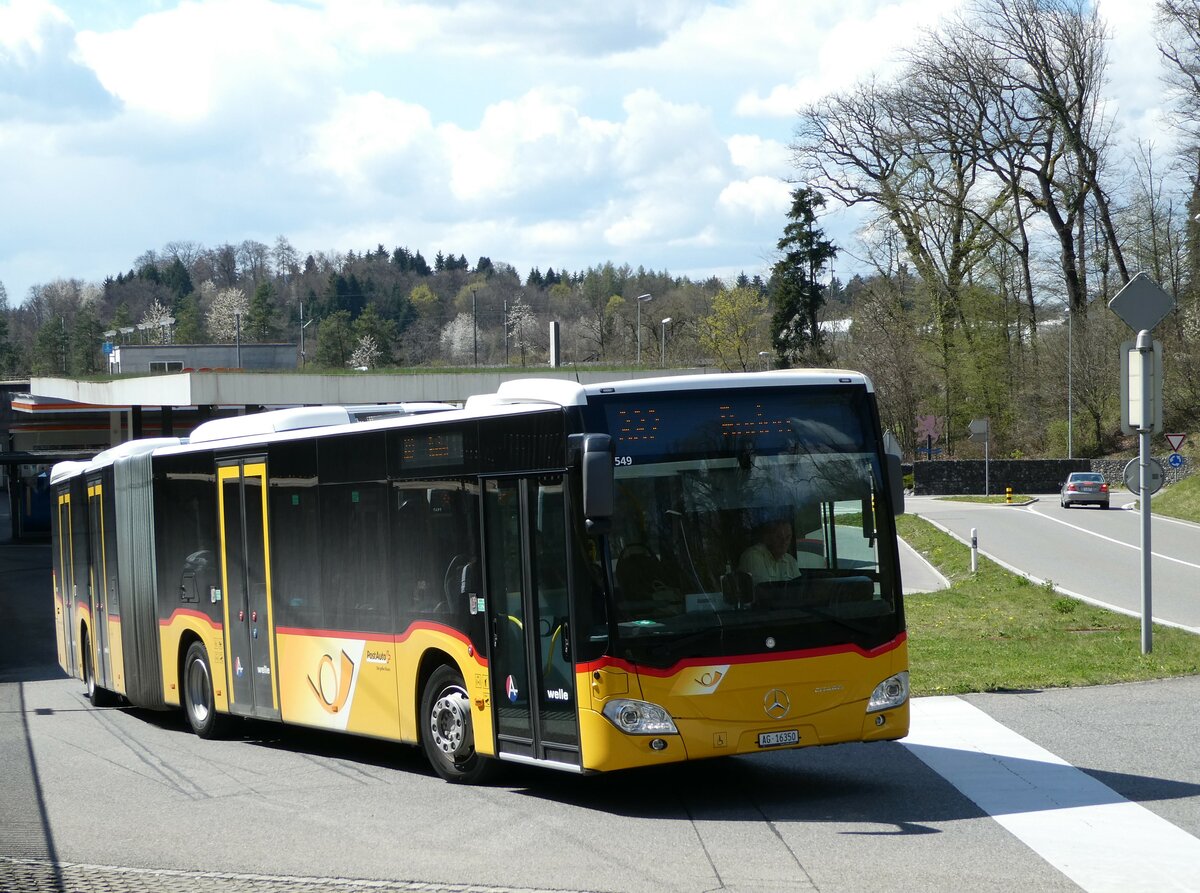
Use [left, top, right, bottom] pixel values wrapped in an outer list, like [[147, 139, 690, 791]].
[[50, 370, 909, 783]]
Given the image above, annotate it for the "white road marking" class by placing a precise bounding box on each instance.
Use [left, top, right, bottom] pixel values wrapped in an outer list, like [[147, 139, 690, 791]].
[[1023, 506, 1200, 571], [905, 696, 1200, 893]]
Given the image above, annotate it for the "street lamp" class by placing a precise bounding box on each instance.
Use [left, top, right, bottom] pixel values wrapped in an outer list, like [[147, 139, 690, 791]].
[[660, 317, 672, 368], [635, 294, 652, 364]]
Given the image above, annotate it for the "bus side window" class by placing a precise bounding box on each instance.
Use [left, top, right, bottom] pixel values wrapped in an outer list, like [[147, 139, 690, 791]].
[[392, 492, 434, 615]]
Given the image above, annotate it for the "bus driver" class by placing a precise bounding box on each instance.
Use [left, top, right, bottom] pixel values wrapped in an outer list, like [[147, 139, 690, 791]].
[[739, 518, 800, 584]]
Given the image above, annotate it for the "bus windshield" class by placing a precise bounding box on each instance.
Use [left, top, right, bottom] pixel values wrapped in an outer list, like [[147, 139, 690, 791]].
[[585, 384, 902, 667]]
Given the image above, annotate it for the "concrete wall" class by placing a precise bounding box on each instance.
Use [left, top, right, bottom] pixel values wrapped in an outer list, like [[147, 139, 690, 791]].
[[913, 458, 1192, 495]]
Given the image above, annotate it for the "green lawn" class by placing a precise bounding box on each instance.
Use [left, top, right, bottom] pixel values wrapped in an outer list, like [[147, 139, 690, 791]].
[[897, 514, 1200, 696], [1146, 470, 1200, 523]]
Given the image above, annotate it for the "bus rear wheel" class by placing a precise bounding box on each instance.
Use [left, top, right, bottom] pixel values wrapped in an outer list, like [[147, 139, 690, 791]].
[[421, 665, 495, 784], [183, 641, 228, 739], [82, 629, 115, 708]]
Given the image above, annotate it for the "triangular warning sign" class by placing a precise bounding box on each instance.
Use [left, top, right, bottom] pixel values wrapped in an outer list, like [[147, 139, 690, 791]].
[[1166, 433, 1186, 452]]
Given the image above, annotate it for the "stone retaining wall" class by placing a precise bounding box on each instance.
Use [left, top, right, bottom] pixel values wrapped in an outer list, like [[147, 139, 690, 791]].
[[912, 458, 1191, 495]]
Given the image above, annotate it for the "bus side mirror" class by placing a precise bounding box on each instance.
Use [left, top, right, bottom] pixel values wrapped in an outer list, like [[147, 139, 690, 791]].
[[581, 434, 614, 532], [887, 452, 904, 515]]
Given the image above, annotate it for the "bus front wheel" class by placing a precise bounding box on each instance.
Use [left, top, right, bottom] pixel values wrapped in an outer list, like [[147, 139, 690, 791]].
[[183, 641, 228, 739], [421, 665, 495, 784]]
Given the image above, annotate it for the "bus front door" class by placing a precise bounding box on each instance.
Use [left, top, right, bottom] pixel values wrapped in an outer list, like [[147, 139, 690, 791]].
[[483, 475, 581, 770], [218, 461, 280, 720]]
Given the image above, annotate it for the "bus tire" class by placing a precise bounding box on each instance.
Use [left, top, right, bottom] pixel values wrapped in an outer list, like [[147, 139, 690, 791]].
[[82, 628, 115, 708], [421, 664, 495, 784], [183, 641, 228, 739]]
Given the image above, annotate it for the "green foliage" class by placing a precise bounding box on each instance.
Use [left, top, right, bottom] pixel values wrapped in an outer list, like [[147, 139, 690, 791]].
[[32, 320, 67, 375], [409, 283, 439, 319], [700, 286, 770, 371], [173, 293, 205, 343], [353, 304, 397, 367], [69, 306, 105, 375], [244, 282, 278, 343], [769, 186, 836, 366], [314, 310, 354, 368]]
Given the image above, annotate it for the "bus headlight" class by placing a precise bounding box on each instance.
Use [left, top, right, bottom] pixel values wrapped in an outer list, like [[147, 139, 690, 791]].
[[602, 699, 678, 735], [867, 671, 909, 713]]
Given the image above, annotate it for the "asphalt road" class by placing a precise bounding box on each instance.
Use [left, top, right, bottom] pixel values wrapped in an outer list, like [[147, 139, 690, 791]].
[[4, 491, 1200, 892], [907, 494, 1200, 631]]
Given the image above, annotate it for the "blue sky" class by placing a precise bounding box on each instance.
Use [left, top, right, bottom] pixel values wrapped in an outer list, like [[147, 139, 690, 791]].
[[0, 0, 1167, 305]]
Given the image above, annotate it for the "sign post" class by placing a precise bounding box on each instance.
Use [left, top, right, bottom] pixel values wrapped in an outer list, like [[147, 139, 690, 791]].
[[968, 418, 990, 495], [1109, 273, 1174, 654]]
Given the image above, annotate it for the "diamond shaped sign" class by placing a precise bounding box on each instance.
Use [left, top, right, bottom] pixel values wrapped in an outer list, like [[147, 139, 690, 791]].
[[1108, 272, 1175, 333]]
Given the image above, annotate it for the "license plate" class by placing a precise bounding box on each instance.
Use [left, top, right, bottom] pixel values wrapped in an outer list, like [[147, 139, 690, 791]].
[[757, 729, 799, 748]]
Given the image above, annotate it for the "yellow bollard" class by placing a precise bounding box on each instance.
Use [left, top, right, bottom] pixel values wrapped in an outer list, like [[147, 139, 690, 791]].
[[1006, 486, 1013, 504]]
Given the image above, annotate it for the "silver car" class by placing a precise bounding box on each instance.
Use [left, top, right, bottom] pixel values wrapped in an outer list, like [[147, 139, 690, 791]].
[[1060, 472, 1109, 509]]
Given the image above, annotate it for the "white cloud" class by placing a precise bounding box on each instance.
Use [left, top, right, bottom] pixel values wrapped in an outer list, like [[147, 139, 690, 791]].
[[74, 0, 339, 123], [734, 0, 964, 117], [442, 87, 618, 204], [305, 91, 438, 192], [0, 0, 69, 59], [726, 133, 790, 175], [718, 176, 792, 222]]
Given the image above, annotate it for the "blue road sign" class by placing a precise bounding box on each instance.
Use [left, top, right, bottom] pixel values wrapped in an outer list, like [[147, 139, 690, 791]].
[[1169, 453, 1185, 468]]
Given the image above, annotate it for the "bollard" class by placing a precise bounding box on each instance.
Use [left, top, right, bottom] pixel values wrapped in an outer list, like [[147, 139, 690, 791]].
[[1006, 486, 1012, 504], [970, 527, 978, 574]]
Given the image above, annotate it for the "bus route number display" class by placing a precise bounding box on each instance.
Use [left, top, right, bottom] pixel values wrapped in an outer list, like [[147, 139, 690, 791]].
[[401, 431, 463, 468]]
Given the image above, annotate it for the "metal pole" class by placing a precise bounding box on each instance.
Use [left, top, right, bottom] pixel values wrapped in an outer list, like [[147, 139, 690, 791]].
[[1137, 329, 1153, 654], [299, 302, 305, 367], [235, 313, 241, 369], [504, 299, 509, 366], [636, 299, 642, 365], [984, 427, 989, 496], [472, 289, 477, 367]]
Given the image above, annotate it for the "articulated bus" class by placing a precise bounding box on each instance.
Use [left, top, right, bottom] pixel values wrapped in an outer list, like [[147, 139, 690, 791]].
[[50, 371, 909, 783]]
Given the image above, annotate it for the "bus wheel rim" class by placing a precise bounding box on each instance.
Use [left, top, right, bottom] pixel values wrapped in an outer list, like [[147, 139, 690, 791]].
[[187, 658, 211, 724], [430, 687, 470, 760]]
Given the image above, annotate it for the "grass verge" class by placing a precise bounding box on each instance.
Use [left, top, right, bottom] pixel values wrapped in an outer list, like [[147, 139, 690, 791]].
[[1148, 470, 1200, 523], [897, 514, 1200, 696]]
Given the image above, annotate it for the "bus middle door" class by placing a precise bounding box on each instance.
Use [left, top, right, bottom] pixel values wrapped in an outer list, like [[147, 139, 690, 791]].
[[86, 479, 111, 692], [53, 490, 75, 676], [218, 460, 280, 720], [483, 474, 580, 770]]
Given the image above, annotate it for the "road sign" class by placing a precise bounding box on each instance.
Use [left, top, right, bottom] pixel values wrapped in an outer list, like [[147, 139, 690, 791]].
[[916, 415, 943, 440], [1166, 433, 1186, 452], [967, 418, 989, 444], [1108, 272, 1176, 333], [1120, 339, 1163, 434], [1169, 453, 1185, 469], [1123, 457, 1164, 496], [916, 446, 942, 456]]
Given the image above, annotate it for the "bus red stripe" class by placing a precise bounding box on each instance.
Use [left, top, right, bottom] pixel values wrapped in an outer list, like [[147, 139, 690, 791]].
[[577, 631, 907, 676]]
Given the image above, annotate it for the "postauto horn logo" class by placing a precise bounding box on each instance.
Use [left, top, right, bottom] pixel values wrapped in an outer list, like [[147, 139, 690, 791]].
[[308, 650, 355, 714]]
